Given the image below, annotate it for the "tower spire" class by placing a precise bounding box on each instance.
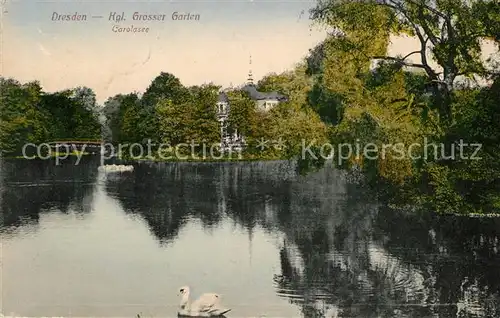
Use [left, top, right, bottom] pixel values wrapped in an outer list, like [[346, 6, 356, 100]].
[[247, 55, 254, 85]]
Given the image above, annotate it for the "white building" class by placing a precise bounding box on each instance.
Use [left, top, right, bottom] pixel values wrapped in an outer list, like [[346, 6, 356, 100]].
[[216, 63, 288, 151]]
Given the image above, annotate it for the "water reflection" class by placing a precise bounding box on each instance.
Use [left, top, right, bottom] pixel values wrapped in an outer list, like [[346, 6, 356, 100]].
[[1, 158, 500, 317], [273, 185, 500, 317], [104, 161, 500, 318], [103, 161, 297, 244], [0, 157, 100, 231]]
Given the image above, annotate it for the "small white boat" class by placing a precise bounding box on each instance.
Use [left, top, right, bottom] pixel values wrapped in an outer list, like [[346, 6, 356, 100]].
[[98, 164, 134, 172], [178, 286, 231, 317]]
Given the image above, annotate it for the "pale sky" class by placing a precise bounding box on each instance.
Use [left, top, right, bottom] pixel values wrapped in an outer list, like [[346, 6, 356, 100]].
[[2, 0, 498, 103]]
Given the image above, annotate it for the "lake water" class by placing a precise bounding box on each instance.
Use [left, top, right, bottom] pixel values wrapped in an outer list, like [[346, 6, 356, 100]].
[[1, 157, 500, 318]]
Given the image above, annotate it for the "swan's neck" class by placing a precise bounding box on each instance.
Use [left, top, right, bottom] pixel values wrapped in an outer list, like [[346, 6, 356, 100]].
[[180, 291, 190, 310]]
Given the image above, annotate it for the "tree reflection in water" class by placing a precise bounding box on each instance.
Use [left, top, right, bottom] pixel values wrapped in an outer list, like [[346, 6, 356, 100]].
[[0, 157, 100, 231], [273, 170, 500, 318], [103, 161, 500, 318], [2, 158, 498, 316], [103, 161, 297, 244]]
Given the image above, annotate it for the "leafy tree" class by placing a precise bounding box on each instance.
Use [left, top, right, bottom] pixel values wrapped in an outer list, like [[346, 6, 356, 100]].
[[257, 64, 312, 105], [156, 98, 193, 146], [139, 72, 191, 144], [429, 77, 500, 213], [311, 0, 500, 124], [308, 75, 344, 125], [39, 88, 101, 141], [102, 94, 125, 143], [267, 102, 329, 159], [227, 90, 259, 138], [305, 40, 328, 76], [70, 87, 101, 139], [73, 86, 98, 112], [188, 84, 220, 146], [0, 78, 101, 155], [0, 79, 46, 154], [155, 84, 220, 157], [256, 73, 291, 93], [119, 93, 142, 144], [142, 72, 190, 107]]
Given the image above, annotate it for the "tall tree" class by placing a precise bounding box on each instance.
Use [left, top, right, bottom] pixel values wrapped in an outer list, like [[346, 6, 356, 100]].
[[156, 98, 193, 146], [311, 0, 500, 124], [227, 90, 259, 138], [142, 72, 190, 107], [257, 64, 312, 105], [140, 72, 190, 144], [102, 94, 125, 143], [0, 79, 46, 154], [189, 84, 220, 146], [119, 93, 142, 144]]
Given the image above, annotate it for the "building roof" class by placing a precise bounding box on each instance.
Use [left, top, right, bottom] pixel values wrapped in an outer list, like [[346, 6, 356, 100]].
[[217, 92, 229, 103], [241, 84, 288, 101], [217, 84, 288, 103]]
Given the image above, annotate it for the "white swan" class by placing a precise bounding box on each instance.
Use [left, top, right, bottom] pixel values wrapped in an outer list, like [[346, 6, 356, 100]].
[[178, 286, 231, 317]]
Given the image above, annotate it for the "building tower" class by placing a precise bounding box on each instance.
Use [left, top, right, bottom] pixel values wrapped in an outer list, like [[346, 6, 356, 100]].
[[247, 55, 254, 85]]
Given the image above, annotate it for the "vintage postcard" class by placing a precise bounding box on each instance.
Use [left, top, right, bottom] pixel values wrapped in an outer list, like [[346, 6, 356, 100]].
[[1, 0, 499, 317]]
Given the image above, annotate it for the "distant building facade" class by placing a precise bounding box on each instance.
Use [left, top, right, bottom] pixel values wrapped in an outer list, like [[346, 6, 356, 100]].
[[216, 59, 288, 151]]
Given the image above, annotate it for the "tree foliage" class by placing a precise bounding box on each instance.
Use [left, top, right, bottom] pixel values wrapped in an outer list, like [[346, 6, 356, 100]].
[[2, 5, 498, 215], [312, 0, 500, 124], [227, 90, 259, 138], [309, 0, 500, 214], [0, 78, 101, 155]]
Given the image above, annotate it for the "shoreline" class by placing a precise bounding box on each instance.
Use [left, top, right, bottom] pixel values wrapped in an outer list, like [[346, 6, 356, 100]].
[[2, 151, 90, 160], [3, 156, 499, 217], [1, 154, 289, 163]]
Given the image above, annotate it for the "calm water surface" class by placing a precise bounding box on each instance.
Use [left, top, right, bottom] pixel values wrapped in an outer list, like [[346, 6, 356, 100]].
[[1, 157, 500, 317]]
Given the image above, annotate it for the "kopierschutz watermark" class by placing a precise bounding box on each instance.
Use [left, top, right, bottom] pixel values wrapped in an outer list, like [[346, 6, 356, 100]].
[[301, 138, 482, 165]]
